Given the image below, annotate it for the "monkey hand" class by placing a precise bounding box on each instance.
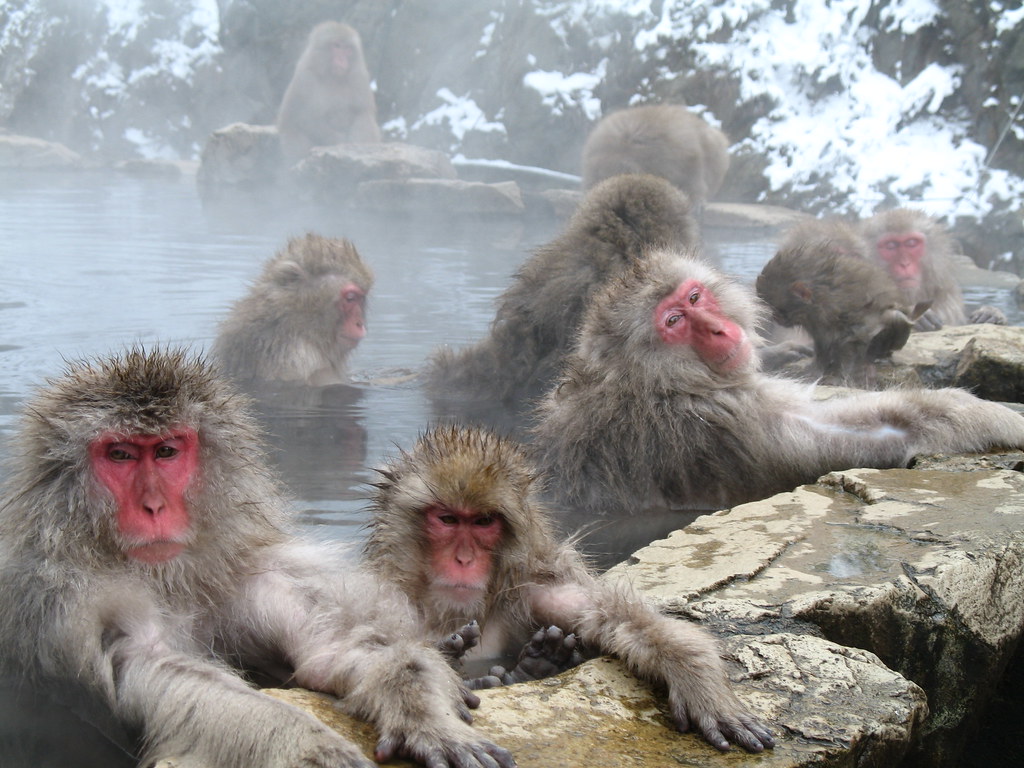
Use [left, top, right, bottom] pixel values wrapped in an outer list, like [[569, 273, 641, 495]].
[[439, 620, 483, 664], [913, 308, 944, 332], [504, 626, 583, 683], [667, 684, 775, 753], [373, 724, 517, 768], [969, 305, 1007, 325]]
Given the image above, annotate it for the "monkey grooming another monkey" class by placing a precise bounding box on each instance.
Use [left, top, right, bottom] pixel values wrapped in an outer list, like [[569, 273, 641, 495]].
[[0, 347, 514, 768], [277, 21, 381, 163], [363, 424, 775, 754], [426, 173, 699, 416], [581, 104, 730, 206], [860, 207, 1006, 330], [213, 233, 373, 388], [533, 248, 1024, 516], [756, 243, 916, 385]]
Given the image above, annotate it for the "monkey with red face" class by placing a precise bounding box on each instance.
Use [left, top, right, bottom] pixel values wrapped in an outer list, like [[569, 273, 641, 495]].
[[213, 233, 373, 388], [0, 348, 514, 768], [533, 248, 1024, 516], [363, 425, 775, 754], [860, 208, 1006, 330]]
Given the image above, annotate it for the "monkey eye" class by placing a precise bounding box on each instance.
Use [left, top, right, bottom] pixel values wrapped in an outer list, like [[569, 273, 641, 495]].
[[438, 513, 459, 526], [107, 447, 134, 461], [343, 290, 360, 303], [666, 314, 683, 327], [903, 237, 922, 248], [474, 515, 497, 527], [688, 290, 700, 305], [154, 444, 179, 459], [880, 240, 900, 251]]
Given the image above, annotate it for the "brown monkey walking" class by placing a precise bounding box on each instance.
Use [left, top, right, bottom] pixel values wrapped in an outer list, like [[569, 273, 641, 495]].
[[581, 104, 730, 205], [859, 208, 1006, 329], [0, 348, 514, 768], [363, 424, 774, 754], [213, 233, 373, 387], [426, 173, 699, 412], [756, 243, 915, 384], [533, 249, 1024, 515], [277, 21, 380, 163]]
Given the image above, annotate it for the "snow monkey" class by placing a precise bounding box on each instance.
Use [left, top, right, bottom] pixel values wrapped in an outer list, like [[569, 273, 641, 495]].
[[426, 173, 700, 414], [533, 248, 1024, 516], [362, 424, 775, 754], [213, 233, 373, 387], [581, 104, 730, 206], [0, 347, 514, 768], [277, 21, 380, 163], [756, 241, 916, 384], [859, 208, 1006, 330]]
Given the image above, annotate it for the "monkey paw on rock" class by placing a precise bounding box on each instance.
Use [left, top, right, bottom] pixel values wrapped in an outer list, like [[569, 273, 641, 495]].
[[466, 625, 583, 690], [670, 690, 775, 753]]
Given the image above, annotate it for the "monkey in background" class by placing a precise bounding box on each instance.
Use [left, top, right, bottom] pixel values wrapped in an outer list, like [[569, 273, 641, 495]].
[[581, 104, 730, 207], [363, 424, 775, 755], [533, 248, 1024, 516], [277, 21, 380, 163], [213, 233, 373, 388], [426, 173, 699, 418], [859, 208, 1006, 330], [756, 242, 917, 385], [0, 347, 513, 768]]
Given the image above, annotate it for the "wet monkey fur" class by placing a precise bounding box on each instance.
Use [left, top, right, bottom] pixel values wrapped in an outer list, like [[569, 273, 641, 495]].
[[363, 425, 775, 754], [0, 348, 513, 768]]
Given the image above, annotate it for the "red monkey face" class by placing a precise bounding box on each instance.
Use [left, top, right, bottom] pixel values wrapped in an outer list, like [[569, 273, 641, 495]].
[[330, 42, 352, 76], [876, 232, 925, 290], [89, 429, 199, 564], [424, 505, 503, 607], [654, 278, 752, 374], [337, 283, 367, 346]]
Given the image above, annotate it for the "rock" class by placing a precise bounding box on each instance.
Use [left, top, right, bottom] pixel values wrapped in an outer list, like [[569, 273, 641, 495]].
[[356, 178, 525, 215], [196, 122, 283, 203], [611, 463, 1024, 767], [878, 324, 1024, 401], [0, 134, 82, 170], [703, 202, 809, 230], [261, 636, 926, 768], [290, 142, 456, 205]]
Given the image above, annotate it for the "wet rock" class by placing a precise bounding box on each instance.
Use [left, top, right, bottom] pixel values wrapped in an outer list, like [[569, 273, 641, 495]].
[[290, 142, 456, 205], [0, 134, 82, 170], [612, 463, 1024, 767], [260, 636, 925, 768], [196, 122, 283, 204], [878, 324, 1024, 401], [704, 202, 809, 231], [356, 178, 525, 215]]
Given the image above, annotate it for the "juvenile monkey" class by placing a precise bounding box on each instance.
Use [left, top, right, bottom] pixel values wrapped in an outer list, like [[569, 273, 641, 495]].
[[581, 104, 730, 206], [213, 233, 373, 387], [277, 21, 380, 163], [756, 243, 916, 384], [0, 347, 513, 768], [533, 249, 1024, 515], [363, 424, 775, 754]]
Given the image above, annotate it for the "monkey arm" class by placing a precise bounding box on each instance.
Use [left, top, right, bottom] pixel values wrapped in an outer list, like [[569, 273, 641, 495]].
[[230, 547, 516, 768], [807, 386, 1024, 461], [526, 577, 774, 753], [105, 622, 375, 768]]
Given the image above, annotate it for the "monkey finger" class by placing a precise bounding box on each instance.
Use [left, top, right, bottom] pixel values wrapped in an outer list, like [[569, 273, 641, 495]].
[[460, 685, 481, 711], [470, 742, 518, 768], [465, 673, 504, 690], [693, 714, 732, 752]]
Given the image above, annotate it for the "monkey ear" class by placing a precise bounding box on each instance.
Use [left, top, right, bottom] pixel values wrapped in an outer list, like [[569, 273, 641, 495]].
[[270, 261, 307, 286], [790, 281, 813, 303]]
